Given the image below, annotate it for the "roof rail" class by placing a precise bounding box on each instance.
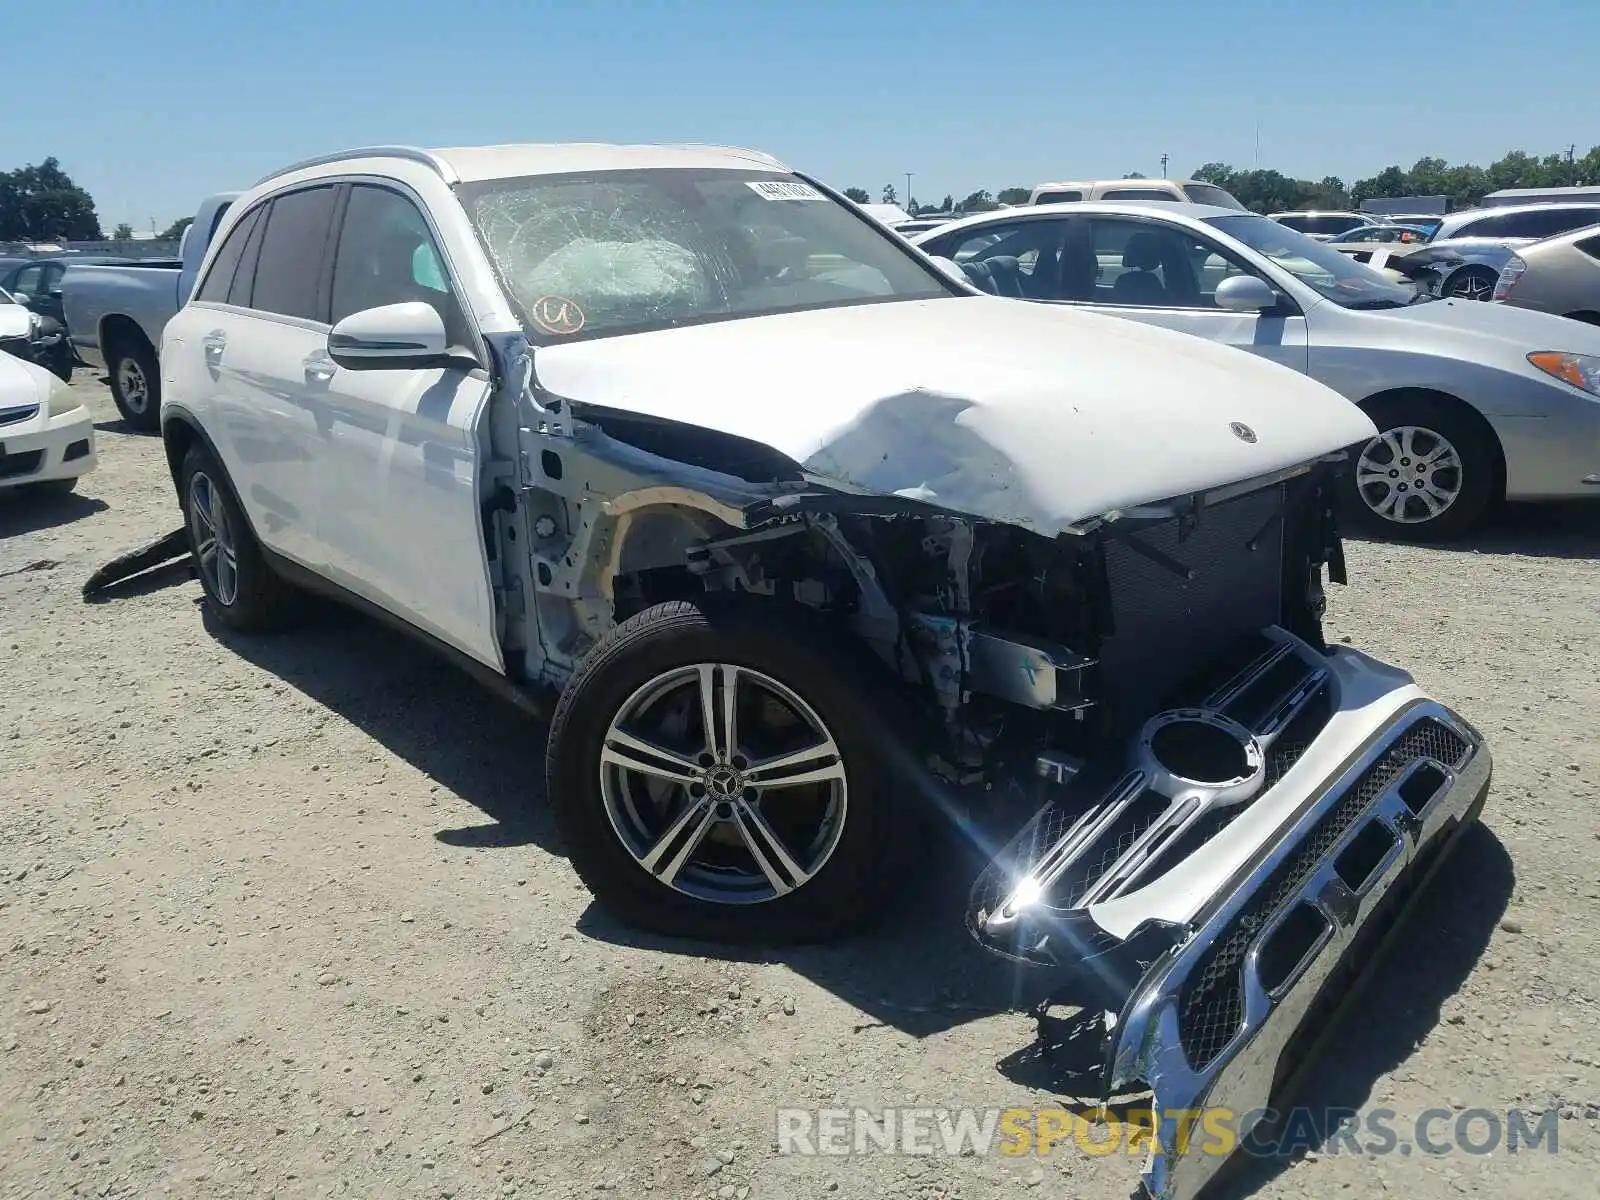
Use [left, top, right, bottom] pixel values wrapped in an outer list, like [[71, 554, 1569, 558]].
[[253, 145, 455, 187]]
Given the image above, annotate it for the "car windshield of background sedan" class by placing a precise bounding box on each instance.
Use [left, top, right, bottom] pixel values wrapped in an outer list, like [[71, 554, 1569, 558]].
[[1208, 215, 1420, 309], [457, 169, 955, 343]]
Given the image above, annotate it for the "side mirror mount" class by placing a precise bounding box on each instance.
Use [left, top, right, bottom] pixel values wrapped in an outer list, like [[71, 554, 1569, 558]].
[[328, 302, 448, 370], [1214, 274, 1280, 313]]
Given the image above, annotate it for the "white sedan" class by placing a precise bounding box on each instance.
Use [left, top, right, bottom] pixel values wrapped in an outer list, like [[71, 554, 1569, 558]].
[[913, 202, 1600, 539], [0, 303, 96, 494]]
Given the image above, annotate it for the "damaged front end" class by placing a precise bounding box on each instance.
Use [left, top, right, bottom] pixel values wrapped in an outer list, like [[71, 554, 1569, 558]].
[[941, 477, 1493, 1199]]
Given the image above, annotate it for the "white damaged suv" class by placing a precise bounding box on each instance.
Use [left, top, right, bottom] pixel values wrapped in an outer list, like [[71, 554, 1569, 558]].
[[160, 144, 1491, 1199]]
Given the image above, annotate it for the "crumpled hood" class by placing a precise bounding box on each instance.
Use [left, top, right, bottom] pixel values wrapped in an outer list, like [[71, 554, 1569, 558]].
[[535, 296, 1378, 532]]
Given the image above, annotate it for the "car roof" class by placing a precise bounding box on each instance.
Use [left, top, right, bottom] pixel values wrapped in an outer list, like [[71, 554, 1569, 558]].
[[431, 142, 790, 182], [909, 200, 1241, 241], [1444, 202, 1600, 223]]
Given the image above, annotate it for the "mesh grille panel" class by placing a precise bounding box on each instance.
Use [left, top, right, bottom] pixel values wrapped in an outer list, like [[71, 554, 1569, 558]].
[[1175, 718, 1470, 1069]]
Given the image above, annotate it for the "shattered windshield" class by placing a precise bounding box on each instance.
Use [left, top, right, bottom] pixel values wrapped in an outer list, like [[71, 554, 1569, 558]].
[[456, 169, 954, 343]]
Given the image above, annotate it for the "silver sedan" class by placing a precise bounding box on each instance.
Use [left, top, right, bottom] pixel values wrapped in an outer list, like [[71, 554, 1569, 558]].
[[913, 202, 1600, 538]]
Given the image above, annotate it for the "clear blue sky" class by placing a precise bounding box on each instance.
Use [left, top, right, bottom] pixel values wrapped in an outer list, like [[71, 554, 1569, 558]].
[[14, 0, 1597, 229]]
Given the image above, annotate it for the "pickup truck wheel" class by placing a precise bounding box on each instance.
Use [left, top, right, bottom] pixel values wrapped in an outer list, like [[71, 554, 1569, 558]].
[[1342, 395, 1496, 540], [108, 339, 161, 432], [178, 444, 296, 632], [547, 599, 903, 943]]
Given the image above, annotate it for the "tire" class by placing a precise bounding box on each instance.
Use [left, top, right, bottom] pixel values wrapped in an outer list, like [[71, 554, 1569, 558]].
[[1442, 265, 1496, 302], [1341, 394, 1497, 541], [177, 443, 296, 631], [546, 598, 906, 943], [107, 336, 161, 432]]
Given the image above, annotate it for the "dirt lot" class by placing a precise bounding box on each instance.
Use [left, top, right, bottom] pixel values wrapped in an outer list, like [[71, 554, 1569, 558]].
[[3, 376, 1598, 1200]]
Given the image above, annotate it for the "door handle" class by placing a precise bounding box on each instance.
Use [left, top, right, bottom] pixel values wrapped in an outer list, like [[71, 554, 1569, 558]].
[[303, 352, 337, 382], [202, 331, 226, 362]]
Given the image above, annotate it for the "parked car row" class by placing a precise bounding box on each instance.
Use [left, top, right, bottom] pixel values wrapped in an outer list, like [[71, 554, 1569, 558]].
[[910, 198, 1600, 539]]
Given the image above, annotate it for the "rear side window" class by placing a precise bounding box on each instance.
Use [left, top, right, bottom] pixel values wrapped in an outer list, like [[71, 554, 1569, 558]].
[[1034, 190, 1082, 204], [1513, 208, 1600, 238], [194, 206, 262, 304], [1182, 183, 1247, 211], [250, 186, 339, 321]]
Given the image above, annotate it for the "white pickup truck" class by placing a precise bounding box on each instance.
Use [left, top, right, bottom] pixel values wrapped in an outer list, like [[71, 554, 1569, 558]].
[[60, 192, 238, 430]]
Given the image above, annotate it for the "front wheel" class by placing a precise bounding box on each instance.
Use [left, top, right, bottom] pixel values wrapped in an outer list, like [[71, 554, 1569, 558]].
[[108, 338, 161, 432], [546, 599, 905, 942], [1342, 395, 1497, 540]]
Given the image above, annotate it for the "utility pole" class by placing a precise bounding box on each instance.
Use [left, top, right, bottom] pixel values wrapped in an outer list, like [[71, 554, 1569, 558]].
[[1160, 153, 1169, 179], [905, 172, 914, 213], [1567, 144, 1578, 185]]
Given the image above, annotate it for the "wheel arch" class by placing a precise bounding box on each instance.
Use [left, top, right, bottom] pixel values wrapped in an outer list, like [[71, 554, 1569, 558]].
[[98, 313, 155, 360], [160, 409, 267, 544], [1355, 387, 1507, 501]]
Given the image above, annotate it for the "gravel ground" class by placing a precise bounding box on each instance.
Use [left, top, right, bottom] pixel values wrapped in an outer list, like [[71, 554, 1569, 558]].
[[2, 376, 1598, 1200]]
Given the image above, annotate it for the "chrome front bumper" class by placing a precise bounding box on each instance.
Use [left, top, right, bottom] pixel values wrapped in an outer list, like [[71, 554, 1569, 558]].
[[966, 629, 1491, 1200]]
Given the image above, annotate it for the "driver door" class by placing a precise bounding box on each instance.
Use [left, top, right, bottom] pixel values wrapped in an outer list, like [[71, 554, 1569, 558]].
[[1068, 215, 1310, 375], [312, 182, 501, 670]]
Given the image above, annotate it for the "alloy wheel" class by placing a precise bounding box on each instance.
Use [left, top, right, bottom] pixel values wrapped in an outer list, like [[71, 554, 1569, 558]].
[[187, 471, 239, 605], [598, 663, 849, 905]]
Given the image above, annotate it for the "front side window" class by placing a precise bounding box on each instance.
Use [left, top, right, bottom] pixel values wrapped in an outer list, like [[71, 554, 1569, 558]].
[[1087, 217, 1265, 309], [250, 186, 339, 322], [1448, 213, 1510, 239], [194, 205, 263, 304], [456, 169, 953, 343], [10, 264, 42, 295], [330, 184, 458, 333], [1207, 214, 1416, 309]]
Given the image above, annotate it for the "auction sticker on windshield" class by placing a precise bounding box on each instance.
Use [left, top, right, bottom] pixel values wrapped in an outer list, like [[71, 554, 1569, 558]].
[[531, 295, 585, 336], [747, 181, 827, 201]]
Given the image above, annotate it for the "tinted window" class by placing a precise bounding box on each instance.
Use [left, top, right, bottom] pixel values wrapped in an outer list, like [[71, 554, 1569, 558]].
[[1450, 213, 1511, 238], [250, 186, 339, 321], [1181, 183, 1247, 211], [1512, 207, 1600, 238], [194, 206, 262, 304], [931, 221, 1068, 298], [1086, 217, 1264, 308], [10, 264, 43, 295], [1275, 215, 1367, 236], [331, 185, 459, 332], [229, 207, 269, 307], [1102, 189, 1177, 201], [1034, 190, 1082, 204], [1578, 234, 1600, 260]]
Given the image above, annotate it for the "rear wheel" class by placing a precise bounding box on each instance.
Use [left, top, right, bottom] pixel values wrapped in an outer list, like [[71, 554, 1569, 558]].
[[108, 337, 161, 432], [178, 443, 296, 631], [546, 599, 904, 942], [1343, 395, 1497, 540], [1442, 265, 1496, 302]]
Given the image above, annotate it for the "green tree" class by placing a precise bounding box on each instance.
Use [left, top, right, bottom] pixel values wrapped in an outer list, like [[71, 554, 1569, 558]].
[[938, 194, 954, 212], [1192, 163, 1237, 187], [112, 222, 135, 241], [842, 187, 870, 203], [160, 215, 194, 240], [959, 189, 998, 212], [1123, 171, 1147, 179], [995, 187, 1031, 205], [881, 183, 897, 205], [0, 157, 102, 240]]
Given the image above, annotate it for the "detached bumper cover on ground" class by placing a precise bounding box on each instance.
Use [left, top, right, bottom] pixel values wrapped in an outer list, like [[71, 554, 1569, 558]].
[[968, 629, 1491, 1200]]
